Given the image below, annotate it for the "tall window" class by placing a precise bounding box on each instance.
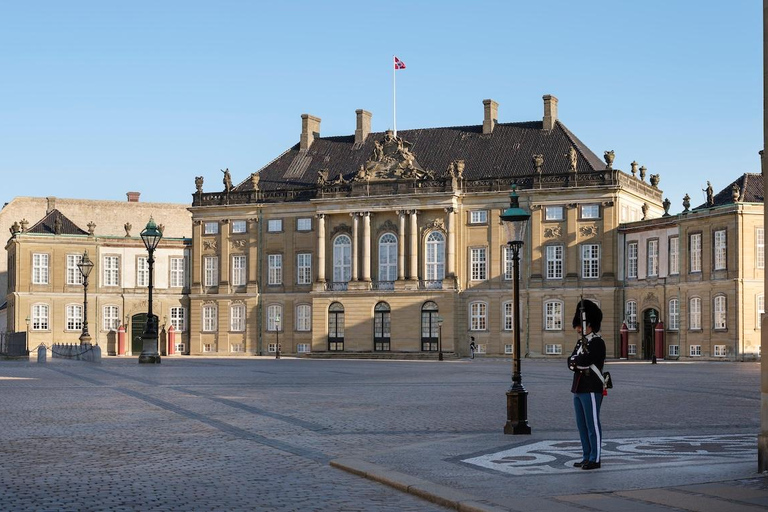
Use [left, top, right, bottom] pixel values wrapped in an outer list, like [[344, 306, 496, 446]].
[[297, 253, 312, 285], [470, 248, 487, 281], [714, 295, 727, 329], [582, 244, 600, 278], [626, 301, 638, 330], [421, 301, 439, 351], [690, 233, 702, 272], [137, 256, 149, 287], [103, 305, 120, 331], [202, 304, 217, 332], [232, 255, 246, 286], [758, 295, 765, 329], [103, 255, 119, 286], [374, 302, 391, 351], [170, 257, 186, 288], [714, 230, 727, 270], [378, 233, 397, 283], [503, 301, 514, 331], [647, 239, 659, 277], [66, 254, 84, 285], [170, 306, 185, 332], [66, 304, 83, 330], [469, 302, 487, 331], [504, 246, 514, 280], [32, 253, 49, 285], [267, 304, 282, 331], [425, 232, 445, 281], [669, 237, 680, 275], [296, 304, 311, 331], [757, 228, 765, 269], [546, 245, 563, 279], [230, 304, 245, 331], [627, 242, 638, 279], [328, 302, 344, 351], [268, 254, 283, 285], [32, 304, 49, 330], [689, 297, 702, 330], [333, 235, 352, 283], [544, 301, 563, 330], [204, 257, 219, 287], [668, 298, 680, 330]]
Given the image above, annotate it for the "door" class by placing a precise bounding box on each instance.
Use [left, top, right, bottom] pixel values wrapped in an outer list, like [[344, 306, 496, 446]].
[[131, 313, 147, 354]]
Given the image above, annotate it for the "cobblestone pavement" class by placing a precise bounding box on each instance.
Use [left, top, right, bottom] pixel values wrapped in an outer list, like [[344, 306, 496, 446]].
[[0, 356, 764, 511]]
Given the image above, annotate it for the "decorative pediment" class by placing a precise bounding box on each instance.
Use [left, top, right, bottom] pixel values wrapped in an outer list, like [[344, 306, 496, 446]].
[[361, 130, 433, 182], [330, 223, 352, 239], [544, 226, 562, 239], [377, 219, 398, 236], [580, 225, 599, 237], [423, 218, 445, 233]]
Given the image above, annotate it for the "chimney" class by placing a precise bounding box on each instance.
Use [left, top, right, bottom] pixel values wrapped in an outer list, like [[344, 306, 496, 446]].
[[46, 196, 56, 214], [482, 99, 498, 134], [126, 191, 141, 202], [543, 94, 558, 131], [300, 114, 321, 151], [355, 109, 372, 144]]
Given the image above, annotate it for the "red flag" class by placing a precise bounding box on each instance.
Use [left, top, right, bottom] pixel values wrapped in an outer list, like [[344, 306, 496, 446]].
[[394, 56, 406, 70]]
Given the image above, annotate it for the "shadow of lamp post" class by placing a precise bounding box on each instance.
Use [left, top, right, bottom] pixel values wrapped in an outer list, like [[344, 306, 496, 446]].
[[500, 185, 532, 435], [139, 217, 163, 364], [76, 250, 94, 345]]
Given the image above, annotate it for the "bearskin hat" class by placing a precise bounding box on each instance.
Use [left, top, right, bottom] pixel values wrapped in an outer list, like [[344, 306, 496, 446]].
[[572, 299, 602, 333]]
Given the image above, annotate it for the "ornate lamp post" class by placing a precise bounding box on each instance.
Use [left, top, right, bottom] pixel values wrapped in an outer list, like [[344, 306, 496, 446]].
[[275, 313, 281, 359], [139, 217, 162, 364], [649, 309, 658, 364], [437, 316, 444, 361], [500, 185, 532, 435], [25, 316, 30, 353], [76, 251, 94, 345]]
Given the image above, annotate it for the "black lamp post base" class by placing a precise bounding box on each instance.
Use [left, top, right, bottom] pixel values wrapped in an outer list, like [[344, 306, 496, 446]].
[[504, 387, 531, 435], [79, 334, 92, 345], [139, 353, 161, 364]]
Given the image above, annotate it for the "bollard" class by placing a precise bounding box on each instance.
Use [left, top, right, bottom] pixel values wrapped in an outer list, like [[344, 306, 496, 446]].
[[37, 345, 47, 363]]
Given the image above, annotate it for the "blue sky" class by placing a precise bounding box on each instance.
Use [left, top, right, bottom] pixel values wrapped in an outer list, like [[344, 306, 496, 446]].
[[1, 1, 761, 213]]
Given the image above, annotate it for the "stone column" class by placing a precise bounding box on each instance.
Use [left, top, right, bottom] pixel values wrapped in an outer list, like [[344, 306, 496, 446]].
[[362, 212, 372, 282], [351, 213, 359, 281], [397, 211, 406, 281], [445, 207, 456, 277], [409, 210, 418, 281], [316, 214, 326, 283]]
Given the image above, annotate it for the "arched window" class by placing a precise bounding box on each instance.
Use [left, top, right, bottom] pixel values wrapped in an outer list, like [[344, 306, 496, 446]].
[[713, 295, 727, 330], [421, 301, 439, 351], [689, 297, 702, 330], [374, 302, 391, 351], [328, 302, 345, 351], [378, 233, 397, 286], [333, 235, 352, 284], [425, 232, 445, 283]]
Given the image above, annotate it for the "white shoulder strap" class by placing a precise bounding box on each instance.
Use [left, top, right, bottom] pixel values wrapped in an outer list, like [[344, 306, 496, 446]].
[[590, 364, 607, 389]]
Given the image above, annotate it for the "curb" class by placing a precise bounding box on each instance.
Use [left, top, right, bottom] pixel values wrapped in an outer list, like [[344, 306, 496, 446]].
[[330, 458, 510, 512]]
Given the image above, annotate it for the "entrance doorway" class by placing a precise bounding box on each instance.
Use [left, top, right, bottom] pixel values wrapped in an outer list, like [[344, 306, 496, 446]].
[[642, 309, 659, 360]]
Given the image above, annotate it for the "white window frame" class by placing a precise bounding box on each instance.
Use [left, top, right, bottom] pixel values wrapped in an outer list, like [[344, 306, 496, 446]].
[[546, 245, 563, 279], [268, 254, 283, 285], [502, 301, 514, 331], [758, 294, 765, 330], [469, 302, 487, 331], [647, 239, 659, 277], [757, 227, 765, 269], [690, 233, 702, 273], [297, 217, 312, 231], [103, 305, 120, 331], [626, 301, 638, 330], [204, 256, 219, 287], [230, 304, 245, 332], [714, 295, 727, 330], [425, 231, 446, 281], [669, 236, 680, 275], [297, 253, 312, 285], [32, 253, 49, 285], [714, 230, 727, 270], [628, 344, 637, 356], [103, 255, 119, 287], [170, 306, 186, 332], [296, 304, 311, 332], [668, 298, 680, 331], [668, 345, 680, 357], [503, 246, 514, 281], [504, 344, 513, 355], [170, 257, 186, 288], [66, 254, 84, 285], [545, 344, 563, 355], [627, 242, 638, 279], [231, 255, 247, 286], [333, 235, 352, 283], [470, 247, 487, 281], [581, 244, 600, 279], [581, 204, 600, 219], [204, 222, 219, 234], [203, 343, 214, 353], [231, 343, 244, 353], [689, 297, 702, 330], [378, 233, 397, 283], [297, 343, 311, 353], [470, 210, 488, 224], [137, 256, 149, 287], [32, 303, 49, 330], [267, 219, 283, 232], [267, 304, 282, 332], [713, 345, 727, 357], [690, 344, 702, 357], [544, 300, 563, 331], [66, 304, 83, 331], [202, 304, 217, 332], [231, 220, 247, 234], [544, 206, 564, 221]]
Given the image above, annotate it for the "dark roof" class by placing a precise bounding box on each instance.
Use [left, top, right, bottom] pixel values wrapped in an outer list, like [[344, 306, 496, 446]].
[[694, 173, 764, 210], [27, 209, 89, 235], [235, 120, 607, 193]]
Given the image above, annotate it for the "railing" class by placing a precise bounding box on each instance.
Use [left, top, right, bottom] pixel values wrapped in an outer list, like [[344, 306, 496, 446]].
[[419, 280, 443, 290], [325, 281, 349, 291], [371, 281, 395, 291], [0, 332, 28, 357]]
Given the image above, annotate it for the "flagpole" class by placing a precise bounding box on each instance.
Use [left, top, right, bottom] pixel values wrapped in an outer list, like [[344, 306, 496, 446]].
[[393, 55, 397, 138]]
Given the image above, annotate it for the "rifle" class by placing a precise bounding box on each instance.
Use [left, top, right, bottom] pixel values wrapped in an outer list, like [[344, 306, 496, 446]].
[[579, 294, 589, 354]]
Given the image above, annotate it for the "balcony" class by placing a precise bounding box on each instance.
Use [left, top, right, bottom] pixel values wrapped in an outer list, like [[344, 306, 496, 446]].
[[372, 281, 395, 291], [325, 281, 348, 292], [419, 280, 443, 290]]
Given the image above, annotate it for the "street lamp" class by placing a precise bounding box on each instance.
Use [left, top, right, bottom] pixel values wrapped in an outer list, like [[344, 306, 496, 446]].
[[76, 250, 94, 345], [139, 217, 163, 364], [436, 316, 444, 361], [275, 313, 281, 359], [25, 316, 30, 353], [500, 185, 532, 435], [649, 309, 658, 364]]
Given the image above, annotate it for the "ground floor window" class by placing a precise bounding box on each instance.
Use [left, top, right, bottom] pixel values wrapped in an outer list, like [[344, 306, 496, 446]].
[[203, 343, 214, 353], [297, 343, 311, 353], [504, 344, 513, 354], [628, 344, 637, 356], [374, 302, 391, 351], [545, 344, 562, 355], [713, 345, 727, 357], [690, 345, 701, 357], [329, 302, 344, 351], [668, 345, 679, 357], [231, 344, 244, 353]]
